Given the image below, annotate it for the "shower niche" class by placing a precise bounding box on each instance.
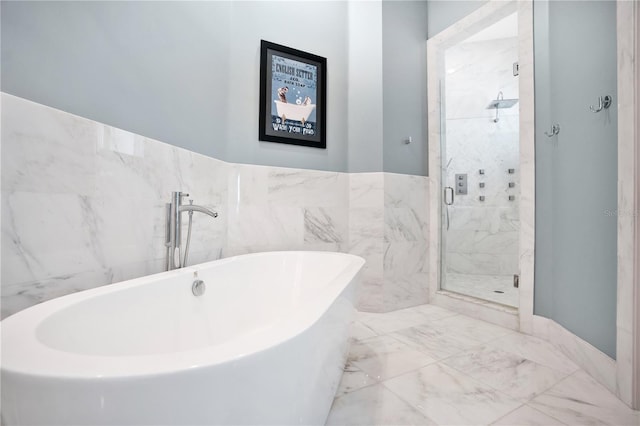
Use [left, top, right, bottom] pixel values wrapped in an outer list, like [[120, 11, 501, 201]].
[[438, 9, 521, 308]]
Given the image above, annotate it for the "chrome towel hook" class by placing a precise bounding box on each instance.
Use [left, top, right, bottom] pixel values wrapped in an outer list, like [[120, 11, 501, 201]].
[[589, 95, 612, 113], [544, 124, 560, 137]]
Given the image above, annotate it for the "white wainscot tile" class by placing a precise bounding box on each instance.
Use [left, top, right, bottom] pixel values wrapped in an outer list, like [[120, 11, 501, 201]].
[[383, 363, 522, 425], [174, 149, 228, 206], [443, 345, 570, 402], [227, 206, 303, 248], [382, 242, 429, 310], [356, 278, 383, 313], [303, 207, 347, 243], [267, 168, 347, 208], [384, 207, 425, 242], [349, 173, 384, 208], [326, 384, 436, 426], [529, 370, 640, 426], [382, 278, 429, 312], [1, 94, 99, 196], [349, 207, 384, 241], [350, 239, 384, 312], [2, 192, 107, 287], [97, 127, 162, 200], [383, 173, 429, 213], [227, 164, 268, 207], [383, 242, 428, 279]]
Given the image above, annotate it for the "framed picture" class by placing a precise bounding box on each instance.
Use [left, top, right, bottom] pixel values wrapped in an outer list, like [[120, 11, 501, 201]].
[[259, 40, 327, 149]]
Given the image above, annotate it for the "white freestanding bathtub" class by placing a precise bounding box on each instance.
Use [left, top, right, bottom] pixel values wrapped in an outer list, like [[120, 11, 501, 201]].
[[1, 251, 364, 425]]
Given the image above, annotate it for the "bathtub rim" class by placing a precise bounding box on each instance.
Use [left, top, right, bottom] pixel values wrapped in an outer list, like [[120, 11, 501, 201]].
[[1, 251, 364, 380]]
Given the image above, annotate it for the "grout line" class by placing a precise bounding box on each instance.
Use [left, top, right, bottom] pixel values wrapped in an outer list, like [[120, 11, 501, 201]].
[[488, 402, 530, 425], [524, 403, 570, 425]]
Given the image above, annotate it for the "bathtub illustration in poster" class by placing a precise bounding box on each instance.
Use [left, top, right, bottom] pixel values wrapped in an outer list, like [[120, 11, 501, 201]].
[[270, 55, 318, 137]]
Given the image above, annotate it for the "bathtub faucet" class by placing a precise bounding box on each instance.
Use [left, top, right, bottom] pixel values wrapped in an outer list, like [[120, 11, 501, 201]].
[[165, 191, 218, 271]]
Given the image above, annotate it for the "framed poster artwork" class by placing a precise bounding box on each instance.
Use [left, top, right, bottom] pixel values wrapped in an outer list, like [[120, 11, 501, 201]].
[[259, 40, 327, 149]]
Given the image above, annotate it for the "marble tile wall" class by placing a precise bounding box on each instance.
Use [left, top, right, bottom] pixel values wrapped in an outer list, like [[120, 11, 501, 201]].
[[1, 93, 430, 317], [443, 36, 520, 277], [383, 173, 430, 311], [1, 94, 228, 318], [347, 173, 430, 312]]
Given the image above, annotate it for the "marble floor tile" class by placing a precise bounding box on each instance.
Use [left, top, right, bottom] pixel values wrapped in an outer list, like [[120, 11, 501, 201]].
[[389, 323, 480, 360], [529, 370, 640, 426], [485, 332, 579, 375], [349, 321, 378, 340], [442, 345, 570, 402], [326, 384, 436, 426], [335, 361, 378, 397], [492, 405, 567, 425], [350, 320, 378, 341], [427, 313, 514, 344], [356, 304, 457, 335], [332, 305, 637, 426], [383, 363, 522, 425], [356, 311, 431, 335], [349, 335, 437, 381]]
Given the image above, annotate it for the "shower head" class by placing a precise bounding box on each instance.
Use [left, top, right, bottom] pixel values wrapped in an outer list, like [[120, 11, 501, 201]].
[[486, 98, 519, 109]]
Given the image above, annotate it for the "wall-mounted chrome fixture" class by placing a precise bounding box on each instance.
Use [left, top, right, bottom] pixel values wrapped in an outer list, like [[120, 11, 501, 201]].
[[455, 173, 468, 194], [487, 91, 519, 123], [544, 124, 561, 137], [509, 195, 516, 201], [479, 169, 485, 175], [404, 136, 412, 145], [508, 182, 515, 188], [479, 195, 485, 202], [479, 182, 485, 188], [508, 168, 515, 174], [589, 95, 612, 113]]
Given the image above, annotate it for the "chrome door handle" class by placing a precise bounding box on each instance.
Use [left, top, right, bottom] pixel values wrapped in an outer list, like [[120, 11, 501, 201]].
[[444, 187, 454, 205]]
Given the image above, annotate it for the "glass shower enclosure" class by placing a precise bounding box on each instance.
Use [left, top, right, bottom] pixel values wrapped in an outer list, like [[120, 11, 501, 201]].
[[439, 12, 521, 308]]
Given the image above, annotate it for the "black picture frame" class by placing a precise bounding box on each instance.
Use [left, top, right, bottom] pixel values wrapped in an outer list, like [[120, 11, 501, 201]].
[[259, 40, 327, 149]]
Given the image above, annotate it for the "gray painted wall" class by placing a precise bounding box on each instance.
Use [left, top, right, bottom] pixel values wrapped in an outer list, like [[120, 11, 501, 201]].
[[382, 1, 429, 176], [348, 0, 384, 173], [534, 0, 618, 358], [1, 0, 435, 175], [1, 1, 350, 172], [1, 1, 232, 161], [426, 0, 487, 38]]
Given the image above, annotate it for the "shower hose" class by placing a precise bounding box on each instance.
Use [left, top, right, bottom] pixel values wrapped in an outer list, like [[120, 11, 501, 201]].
[[182, 210, 194, 267]]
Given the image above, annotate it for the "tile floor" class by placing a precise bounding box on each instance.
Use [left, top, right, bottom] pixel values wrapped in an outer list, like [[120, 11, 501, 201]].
[[444, 273, 519, 308], [326, 304, 639, 425]]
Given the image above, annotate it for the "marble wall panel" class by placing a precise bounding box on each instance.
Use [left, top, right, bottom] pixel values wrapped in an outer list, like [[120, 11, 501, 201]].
[[1, 94, 431, 317]]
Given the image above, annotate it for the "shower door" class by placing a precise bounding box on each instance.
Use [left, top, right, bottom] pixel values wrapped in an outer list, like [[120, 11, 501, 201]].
[[439, 12, 521, 308]]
